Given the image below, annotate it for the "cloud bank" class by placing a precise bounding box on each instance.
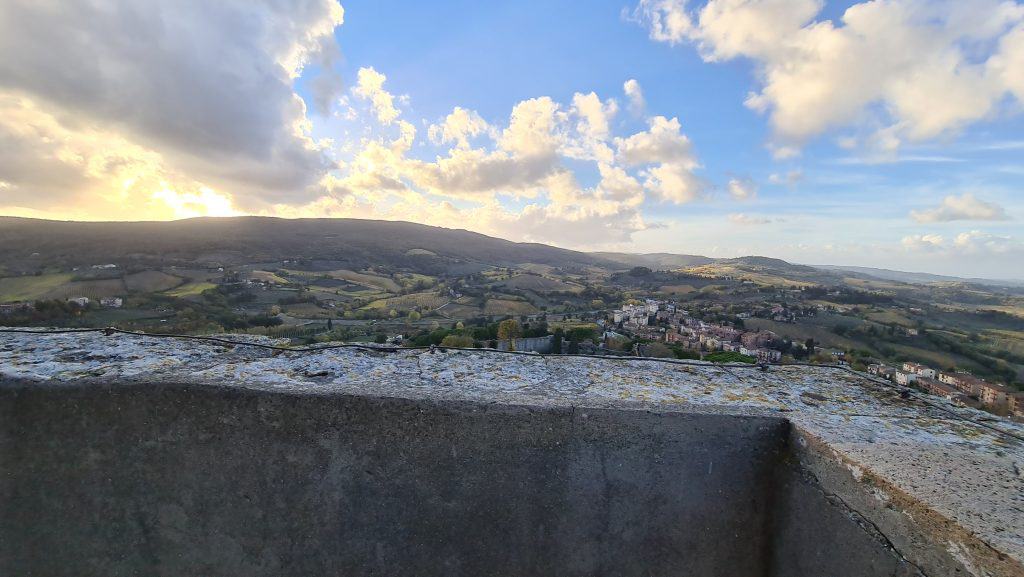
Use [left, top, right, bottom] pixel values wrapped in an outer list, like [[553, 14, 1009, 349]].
[[633, 0, 1024, 155]]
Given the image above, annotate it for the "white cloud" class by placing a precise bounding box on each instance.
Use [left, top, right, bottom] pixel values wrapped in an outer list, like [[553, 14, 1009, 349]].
[[567, 92, 618, 163], [427, 107, 490, 148], [623, 78, 646, 114], [616, 116, 694, 165], [407, 146, 557, 199], [309, 84, 686, 247], [910, 193, 1010, 223], [728, 213, 772, 225], [571, 92, 618, 141], [0, 0, 700, 251], [953, 230, 1018, 254], [633, 0, 1024, 153], [498, 96, 566, 158], [727, 177, 757, 200], [902, 230, 1020, 254], [632, 0, 694, 44], [615, 116, 704, 203], [901, 233, 946, 251], [596, 163, 645, 205], [642, 162, 705, 204], [352, 66, 401, 126], [768, 170, 803, 185]]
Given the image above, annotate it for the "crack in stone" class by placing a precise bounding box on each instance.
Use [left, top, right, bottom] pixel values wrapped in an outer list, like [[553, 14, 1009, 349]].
[[796, 463, 930, 577]]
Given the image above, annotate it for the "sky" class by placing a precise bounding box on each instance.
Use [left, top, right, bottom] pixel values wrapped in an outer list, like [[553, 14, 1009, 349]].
[[0, 0, 1022, 279]]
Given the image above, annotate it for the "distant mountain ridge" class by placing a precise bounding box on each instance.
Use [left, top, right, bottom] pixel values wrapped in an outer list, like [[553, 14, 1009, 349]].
[[0, 216, 615, 274], [590, 252, 715, 269], [813, 264, 1024, 288], [0, 216, 1017, 288]]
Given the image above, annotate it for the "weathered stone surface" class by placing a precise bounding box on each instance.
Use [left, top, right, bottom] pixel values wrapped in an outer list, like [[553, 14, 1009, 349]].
[[1, 330, 1022, 576]]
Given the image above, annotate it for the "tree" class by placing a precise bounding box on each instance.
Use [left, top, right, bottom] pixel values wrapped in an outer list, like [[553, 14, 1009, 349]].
[[705, 351, 756, 364], [497, 319, 522, 351], [407, 310, 421, 322], [645, 342, 674, 358], [441, 334, 474, 348], [551, 328, 564, 354]]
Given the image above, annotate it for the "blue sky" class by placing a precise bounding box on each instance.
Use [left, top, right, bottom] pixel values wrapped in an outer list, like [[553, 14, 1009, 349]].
[[1, 0, 1022, 278], [293, 0, 1024, 277]]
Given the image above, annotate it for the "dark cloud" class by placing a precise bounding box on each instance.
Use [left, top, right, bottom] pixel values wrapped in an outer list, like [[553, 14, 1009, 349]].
[[0, 0, 344, 205]]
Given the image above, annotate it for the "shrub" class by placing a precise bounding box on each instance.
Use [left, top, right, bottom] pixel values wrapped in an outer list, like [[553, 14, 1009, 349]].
[[705, 351, 756, 364], [441, 334, 475, 348]]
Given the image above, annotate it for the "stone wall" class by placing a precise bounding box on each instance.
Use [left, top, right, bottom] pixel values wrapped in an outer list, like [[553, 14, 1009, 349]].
[[0, 380, 917, 577]]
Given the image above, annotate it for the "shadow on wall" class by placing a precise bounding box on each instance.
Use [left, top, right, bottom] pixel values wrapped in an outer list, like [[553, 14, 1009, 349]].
[[0, 383, 921, 577]]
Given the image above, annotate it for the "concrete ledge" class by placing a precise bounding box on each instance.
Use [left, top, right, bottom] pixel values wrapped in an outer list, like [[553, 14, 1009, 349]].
[[1, 332, 1022, 576]]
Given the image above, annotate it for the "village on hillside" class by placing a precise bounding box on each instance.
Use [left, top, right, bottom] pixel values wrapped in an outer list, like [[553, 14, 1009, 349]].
[[598, 297, 1023, 420], [2, 254, 1022, 423]]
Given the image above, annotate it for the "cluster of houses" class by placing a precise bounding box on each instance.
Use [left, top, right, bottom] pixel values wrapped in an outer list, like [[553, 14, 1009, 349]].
[[869, 361, 1023, 418], [0, 302, 33, 315], [0, 296, 123, 315], [65, 297, 123, 308], [611, 299, 785, 363]]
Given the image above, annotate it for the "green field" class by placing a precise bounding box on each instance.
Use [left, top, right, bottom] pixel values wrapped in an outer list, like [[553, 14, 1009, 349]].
[[49, 279, 126, 299], [250, 270, 289, 284], [0, 273, 73, 302], [363, 292, 446, 311], [658, 284, 697, 295], [287, 269, 401, 293], [163, 282, 217, 297], [404, 248, 437, 256], [436, 303, 482, 319], [744, 317, 865, 351], [483, 298, 540, 316], [497, 274, 582, 293], [281, 302, 332, 318], [124, 270, 184, 292]]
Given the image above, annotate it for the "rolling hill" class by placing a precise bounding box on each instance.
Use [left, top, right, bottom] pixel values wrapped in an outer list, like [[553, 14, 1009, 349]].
[[0, 216, 616, 275], [2, 216, 1016, 291], [814, 265, 1024, 289], [682, 257, 845, 287], [591, 252, 715, 269]]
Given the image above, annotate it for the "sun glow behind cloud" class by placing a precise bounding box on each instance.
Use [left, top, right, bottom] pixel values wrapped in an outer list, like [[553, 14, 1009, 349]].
[[151, 187, 240, 219]]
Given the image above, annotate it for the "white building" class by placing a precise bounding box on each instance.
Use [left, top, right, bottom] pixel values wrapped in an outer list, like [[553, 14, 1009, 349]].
[[902, 362, 935, 378], [895, 371, 917, 385]]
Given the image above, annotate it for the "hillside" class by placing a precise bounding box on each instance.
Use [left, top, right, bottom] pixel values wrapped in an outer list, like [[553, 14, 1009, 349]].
[[0, 216, 614, 275], [682, 256, 845, 287], [2, 217, 1016, 292], [591, 252, 715, 270], [815, 265, 1024, 289]]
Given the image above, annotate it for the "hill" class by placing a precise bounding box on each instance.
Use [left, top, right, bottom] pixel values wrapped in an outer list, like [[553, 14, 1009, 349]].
[[3, 216, 1015, 292], [591, 252, 715, 269], [814, 265, 1024, 289], [0, 216, 615, 275], [682, 256, 845, 287]]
